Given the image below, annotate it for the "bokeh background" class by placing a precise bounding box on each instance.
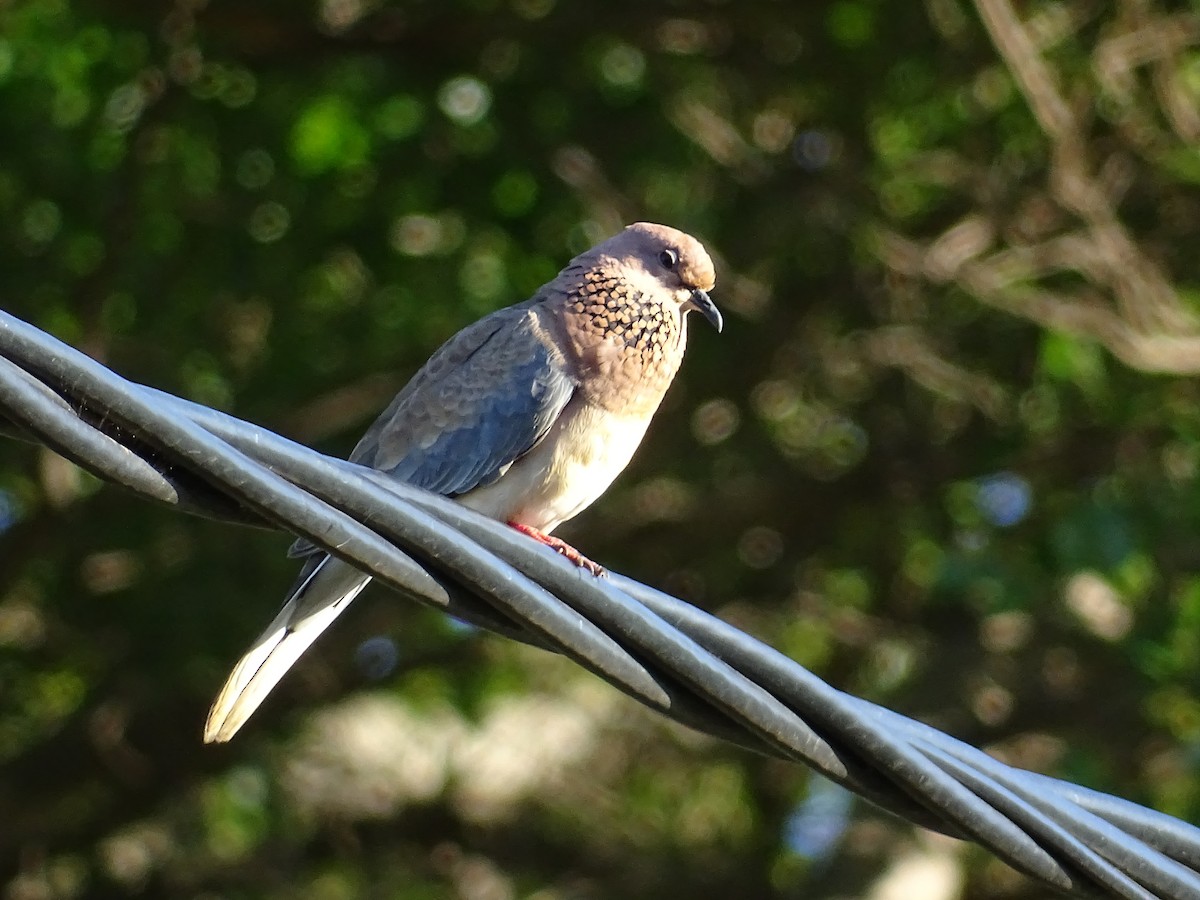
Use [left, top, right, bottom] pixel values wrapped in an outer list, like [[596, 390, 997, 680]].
[[3, 0, 1200, 897]]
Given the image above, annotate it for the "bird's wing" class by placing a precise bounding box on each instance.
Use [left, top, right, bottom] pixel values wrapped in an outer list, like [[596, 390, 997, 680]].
[[286, 302, 575, 558], [206, 303, 577, 742], [352, 303, 577, 493]]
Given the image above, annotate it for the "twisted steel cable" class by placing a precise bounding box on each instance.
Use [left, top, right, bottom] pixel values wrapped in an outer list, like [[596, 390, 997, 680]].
[[1, 308, 1197, 899]]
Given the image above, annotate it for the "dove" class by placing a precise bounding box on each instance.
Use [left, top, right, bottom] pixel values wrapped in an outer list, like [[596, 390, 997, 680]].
[[204, 222, 720, 742]]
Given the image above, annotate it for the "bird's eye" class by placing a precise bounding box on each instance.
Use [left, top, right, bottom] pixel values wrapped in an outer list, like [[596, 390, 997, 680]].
[[659, 248, 679, 270]]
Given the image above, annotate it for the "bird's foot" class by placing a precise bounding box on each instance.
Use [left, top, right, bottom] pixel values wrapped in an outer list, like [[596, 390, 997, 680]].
[[507, 521, 605, 576]]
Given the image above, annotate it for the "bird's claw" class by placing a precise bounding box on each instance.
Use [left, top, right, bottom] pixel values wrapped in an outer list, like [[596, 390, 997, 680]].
[[507, 521, 606, 576]]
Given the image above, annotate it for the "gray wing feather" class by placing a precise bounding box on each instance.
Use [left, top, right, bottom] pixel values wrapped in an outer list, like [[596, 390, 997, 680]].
[[351, 304, 575, 491], [289, 301, 574, 558]]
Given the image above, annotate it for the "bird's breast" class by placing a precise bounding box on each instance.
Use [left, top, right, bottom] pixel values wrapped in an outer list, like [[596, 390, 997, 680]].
[[456, 400, 653, 533], [553, 277, 687, 414]]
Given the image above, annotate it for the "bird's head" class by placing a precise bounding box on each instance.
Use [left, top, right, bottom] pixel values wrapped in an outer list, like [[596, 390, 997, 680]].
[[589, 222, 722, 332]]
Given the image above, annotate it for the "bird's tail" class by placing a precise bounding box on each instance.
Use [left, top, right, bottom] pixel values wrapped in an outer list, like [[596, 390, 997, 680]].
[[204, 556, 371, 743]]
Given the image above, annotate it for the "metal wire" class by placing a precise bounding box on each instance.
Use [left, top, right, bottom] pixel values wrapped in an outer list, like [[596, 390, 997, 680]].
[[1, 307, 1197, 899]]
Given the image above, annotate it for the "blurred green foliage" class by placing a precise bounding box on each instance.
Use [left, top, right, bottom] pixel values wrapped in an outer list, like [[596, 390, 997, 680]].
[[2, 0, 1199, 897]]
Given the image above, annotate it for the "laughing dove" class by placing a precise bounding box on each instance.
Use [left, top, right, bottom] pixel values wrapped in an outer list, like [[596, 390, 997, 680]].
[[204, 222, 721, 743]]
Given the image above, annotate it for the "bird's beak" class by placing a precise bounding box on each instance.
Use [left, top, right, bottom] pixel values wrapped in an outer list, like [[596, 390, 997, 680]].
[[687, 288, 723, 333]]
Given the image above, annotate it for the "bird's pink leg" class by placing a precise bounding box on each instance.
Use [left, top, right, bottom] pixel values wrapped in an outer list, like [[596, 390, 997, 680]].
[[507, 521, 605, 576]]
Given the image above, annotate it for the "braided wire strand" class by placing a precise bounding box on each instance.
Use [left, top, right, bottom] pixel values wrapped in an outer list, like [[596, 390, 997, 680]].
[[2, 310, 1198, 899]]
